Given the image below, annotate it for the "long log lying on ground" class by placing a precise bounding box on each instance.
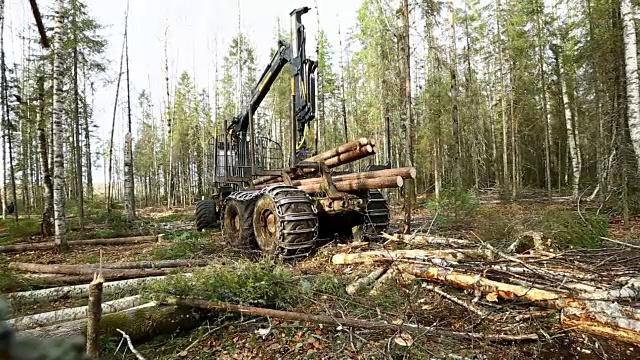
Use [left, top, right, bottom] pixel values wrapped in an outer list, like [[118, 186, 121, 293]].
[[381, 233, 473, 247], [6, 274, 193, 305], [7, 295, 144, 331], [561, 307, 640, 345], [161, 297, 538, 342], [8, 262, 184, 277], [398, 263, 640, 345], [19, 302, 208, 341], [103, 259, 210, 269], [332, 249, 494, 265], [18, 270, 199, 286], [252, 143, 376, 186], [0, 235, 159, 253], [298, 175, 403, 194], [256, 167, 416, 190]]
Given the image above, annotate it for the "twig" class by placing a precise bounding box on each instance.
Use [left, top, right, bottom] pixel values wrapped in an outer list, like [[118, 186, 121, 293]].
[[422, 284, 488, 317], [116, 329, 146, 360], [600, 237, 640, 249]]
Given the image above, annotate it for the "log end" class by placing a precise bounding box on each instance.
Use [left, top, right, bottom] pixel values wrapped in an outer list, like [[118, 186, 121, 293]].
[[409, 167, 417, 179], [396, 176, 404, 188]]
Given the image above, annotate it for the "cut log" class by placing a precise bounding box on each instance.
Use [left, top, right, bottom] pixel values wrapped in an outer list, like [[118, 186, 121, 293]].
[[331, 249, 493, 265], [562, 307, 640, 345], [9, 262, 185, 277], [381, 233, 472, 247], [102, 259, 210, 269], [17, 270, 198, 286], [252, 144, 376, 186], [305, 137, 370, 163], [256, 167, 416, 190], [86, 274, 104, 358], [161, 297, 539, 342], [0, 235, 159, 253], [368, 267, 399, 296], [298, 175, 402, 194], [6, 274, 193, 305], [7, 295, 144, 331], [19, 302, 208, 341]]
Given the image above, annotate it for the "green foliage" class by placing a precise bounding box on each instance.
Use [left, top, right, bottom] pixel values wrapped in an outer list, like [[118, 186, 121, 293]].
[[148, 231, 218, 260], [474, 206, 609, 250], [425, 188, 480, 224], [0, 219, 40, 243], [144, 260, 304, 309]]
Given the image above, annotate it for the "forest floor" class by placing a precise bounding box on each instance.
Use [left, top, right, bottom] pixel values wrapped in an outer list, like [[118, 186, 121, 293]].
[[1, 192, 640, 359]]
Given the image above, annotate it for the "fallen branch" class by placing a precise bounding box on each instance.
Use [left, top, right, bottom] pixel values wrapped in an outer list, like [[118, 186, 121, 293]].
[[381, 233, 472, 247], [7, 295, 144, 331], [161, 297, 539, 342], [0, 235, 159, 253], [600, 237, 640, 250], [116, 329, 147, 360], [422, 284, 487, 317], [369, 267, 399, 296]]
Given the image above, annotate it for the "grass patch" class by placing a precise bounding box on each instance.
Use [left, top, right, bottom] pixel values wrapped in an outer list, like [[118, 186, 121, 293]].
[[473, 205, 609, 250], [155, 212, 193, 223], [0, 218, 41, 243], [147, 231, 218, 260]]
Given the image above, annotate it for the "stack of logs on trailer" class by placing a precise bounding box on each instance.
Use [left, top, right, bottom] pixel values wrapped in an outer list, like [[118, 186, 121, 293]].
[[252, 137, 414, 194]]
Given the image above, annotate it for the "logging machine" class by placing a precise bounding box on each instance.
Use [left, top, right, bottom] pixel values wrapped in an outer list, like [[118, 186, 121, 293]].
[[196, 7, 411, 260]]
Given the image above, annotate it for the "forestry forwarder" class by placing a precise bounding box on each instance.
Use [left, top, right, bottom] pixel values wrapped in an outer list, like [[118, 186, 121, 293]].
[[195, 7, 402, 260]]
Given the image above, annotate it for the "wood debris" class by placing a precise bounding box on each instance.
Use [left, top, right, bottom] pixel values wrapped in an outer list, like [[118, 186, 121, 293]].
[[332, 233, 640, 346]]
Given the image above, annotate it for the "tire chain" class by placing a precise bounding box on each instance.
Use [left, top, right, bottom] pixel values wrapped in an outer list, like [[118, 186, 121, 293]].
[[362, 190, 390, 235], [225, 185, 318, 260]]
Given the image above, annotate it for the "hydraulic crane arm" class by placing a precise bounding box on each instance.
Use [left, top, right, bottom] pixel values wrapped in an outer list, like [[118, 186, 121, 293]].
[[228, 7, 317, 160]]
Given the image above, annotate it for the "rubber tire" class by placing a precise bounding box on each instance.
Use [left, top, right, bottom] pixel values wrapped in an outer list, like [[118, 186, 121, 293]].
[[252, 188, 317, 259], [195, 200, 217, 231], [222, 199, 256, 250]]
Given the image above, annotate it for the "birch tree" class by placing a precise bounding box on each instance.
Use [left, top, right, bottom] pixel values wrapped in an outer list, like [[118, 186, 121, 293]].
[[621, 0, 640, 171], [52, 0, 67, 251]]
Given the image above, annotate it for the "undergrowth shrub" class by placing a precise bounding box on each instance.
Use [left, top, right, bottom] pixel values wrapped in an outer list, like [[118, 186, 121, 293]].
[[143, 260, 345, 310], [149, 231, 218, 260], [474, 206, 608, 250], [425, 188, 479, 226]]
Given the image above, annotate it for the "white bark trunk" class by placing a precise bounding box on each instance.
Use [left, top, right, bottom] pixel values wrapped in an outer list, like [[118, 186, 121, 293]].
[[559, 57, 580, 199], [7, 295, 143, 331], [621, 0, 640, 170], [52, 0, 66, 248], [5, 275, 176, 305]]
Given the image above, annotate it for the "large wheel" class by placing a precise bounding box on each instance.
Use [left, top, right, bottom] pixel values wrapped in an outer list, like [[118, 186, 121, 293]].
[[252, 186, 317, 259], [362, 189, 390, 238], [222, 199, 256, 249], [195, 200, 217, 231]]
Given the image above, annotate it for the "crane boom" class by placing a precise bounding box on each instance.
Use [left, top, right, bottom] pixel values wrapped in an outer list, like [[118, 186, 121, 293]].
[[227, 6, 317, 161]]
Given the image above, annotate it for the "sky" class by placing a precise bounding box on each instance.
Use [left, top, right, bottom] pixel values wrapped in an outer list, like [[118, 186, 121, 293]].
[[5, 0, 364, 184]]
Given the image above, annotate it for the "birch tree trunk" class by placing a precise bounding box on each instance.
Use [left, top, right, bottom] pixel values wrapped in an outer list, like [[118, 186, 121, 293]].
[[83, 65, 93, 199], [37, 75, 53, 237], [449, 0, 461, 187], [558, 50, 580, 200], [621, 0, 640, 171], [52, 0, 67, 251], [72, 0, 83, 227], [123, 4, 135, 222]]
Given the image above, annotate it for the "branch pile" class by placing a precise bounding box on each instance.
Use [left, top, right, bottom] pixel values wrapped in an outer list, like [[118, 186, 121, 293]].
[[333, 233, 640, 346]]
